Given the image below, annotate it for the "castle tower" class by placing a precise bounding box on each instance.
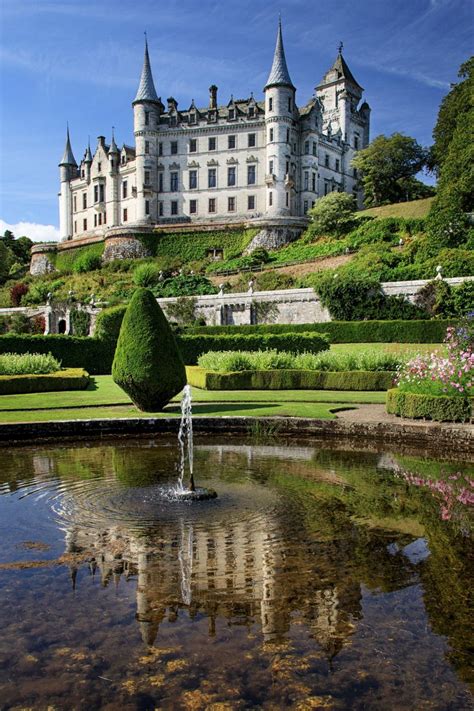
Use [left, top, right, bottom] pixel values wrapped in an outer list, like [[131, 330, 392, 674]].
[[58, 126, 77, 241], [132, 37, 162, 224], [264, 19, 296, 217], [107, 129, 120, 227], [84, 139, 92, 184]]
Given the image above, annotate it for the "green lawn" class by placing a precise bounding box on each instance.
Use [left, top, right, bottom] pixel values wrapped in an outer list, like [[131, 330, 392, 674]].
[[358, 197, 434, 220], [330, 343, 443, 355], [0, 373, 389, 424]]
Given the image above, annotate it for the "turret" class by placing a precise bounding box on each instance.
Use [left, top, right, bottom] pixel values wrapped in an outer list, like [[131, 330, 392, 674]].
[[133, 36, 162, 224], [107, 129, 120, 227], [316, 44, 363, 142], [58, 125, 77, 241], [264, 19, 296, 216], [84, 139, 92, 183]]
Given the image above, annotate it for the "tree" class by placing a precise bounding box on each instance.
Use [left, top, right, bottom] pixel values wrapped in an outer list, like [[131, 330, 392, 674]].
[[112, 288, 186, 411], [352, 133, 431, 207], [307, 192, 356, 237]]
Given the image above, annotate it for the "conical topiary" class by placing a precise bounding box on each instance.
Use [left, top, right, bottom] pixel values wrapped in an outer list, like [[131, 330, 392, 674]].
[[112, 288, 186, 411]]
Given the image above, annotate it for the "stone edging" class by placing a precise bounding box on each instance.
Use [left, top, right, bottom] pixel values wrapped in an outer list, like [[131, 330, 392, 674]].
[[0, 416, 471, 453]]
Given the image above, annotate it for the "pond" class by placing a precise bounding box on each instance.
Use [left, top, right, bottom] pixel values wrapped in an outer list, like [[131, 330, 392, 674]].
[[0, 437, 472, 710]]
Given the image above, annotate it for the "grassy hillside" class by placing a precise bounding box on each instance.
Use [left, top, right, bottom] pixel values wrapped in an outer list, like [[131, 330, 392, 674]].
[[359, 197, 434, 219]]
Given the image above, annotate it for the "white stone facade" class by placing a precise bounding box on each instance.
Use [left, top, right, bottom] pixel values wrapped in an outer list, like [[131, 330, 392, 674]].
[[59, 25, 371, 242]]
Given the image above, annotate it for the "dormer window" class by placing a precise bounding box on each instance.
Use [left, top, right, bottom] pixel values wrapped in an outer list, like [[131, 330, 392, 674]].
[[121, 154, 126, 165], [209, 110, 217, 122], [189, 112, 196, 124], [170, 115, 177, 127], [248, 106, 255, 118], [228, 108, 235, 120]]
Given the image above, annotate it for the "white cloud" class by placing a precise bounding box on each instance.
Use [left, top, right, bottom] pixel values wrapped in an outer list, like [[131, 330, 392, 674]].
[[0, 219, 60, 243]]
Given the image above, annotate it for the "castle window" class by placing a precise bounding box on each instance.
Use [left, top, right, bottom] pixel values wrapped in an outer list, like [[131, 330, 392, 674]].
[[122, 181, 128, 199], [354, 134, 359, 149], [189, 170, 197, 190], [312, 172, 316, 192], [228, 108, 235, 120], [158, 142, 163, 156], [159, 173, 163, 192], [208, 168, 217, 188], [269, 97, 273, 112], [171, 141, 178, 155], [104, 212, 106, 224], [170, 171, 179, 192], [227, 166, 236, 187], [286, 129, 290, 143], [121, 154, 126, 165], [144, 170, 151, 185], [94, 185, 98, 202], [73, 195, 77, 212], [228, 135, 236, 149], [304, 141, 310, 155], [189, 112, 197, 124], [269, 128, 274, 142], [269, 160, 273, 174], [170, 115, 177, 127], [248, 106, 255, 118], [145, 141, 150, 154], [288, 97, 292, 111], [228, 196, 236, 212], [304, 172, 309, 190], [190, 199, 197, 214], [81, 169, 85, 178], [268, 191, 273, 206], [324, 181, 329, 195], [83, 218, 87, 231], [208, 198, 216, 213], [286, 192, 289, 207], [123, 208, 128, 222], [248, 195, 255, 210], [248, 133, 256, 147], [247, 165, 256, 185], [98, 213, 102, 226], [145, 111, 149, 126], [335, 159, 340, 172], [159, 201, 163, 216], [145, 200, 150, 215], [98, 162, 102, 172], [304, 200, 308, 213], [325, 154, 329, 168], [83, 193, 87, 209], [189, 138, 197, 153], [313, 142, 317, 157], [286, 161, 289, 174], [209, 137, 216, 151], [74, 220, 77, 233], [171, 200, 178, 215], [100, 184, 105, 202], [94, 214, 97, 227], [353, 167, 358, 179]]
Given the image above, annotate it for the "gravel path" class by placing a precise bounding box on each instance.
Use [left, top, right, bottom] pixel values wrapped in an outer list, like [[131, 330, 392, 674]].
[[336, 403, 474, 431]]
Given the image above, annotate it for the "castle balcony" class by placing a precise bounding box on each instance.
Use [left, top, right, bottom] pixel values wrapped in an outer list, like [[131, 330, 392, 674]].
[[265, 173, 276, 186], [143, 183, 153, 195], [94, 202, 106, 213], [284, 174, 295, 188]]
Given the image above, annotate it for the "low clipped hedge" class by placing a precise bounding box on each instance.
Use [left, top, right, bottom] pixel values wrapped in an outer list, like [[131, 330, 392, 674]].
[[187, 366, 395, 391], [178, 333, 329, 365], [0, 368, 90, 395], [187, 320, 453, 343], [386, 388, 472, 422]]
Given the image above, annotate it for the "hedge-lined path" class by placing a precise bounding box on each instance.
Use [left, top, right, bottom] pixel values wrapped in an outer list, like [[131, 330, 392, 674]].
[[337, 403, 474, 430]]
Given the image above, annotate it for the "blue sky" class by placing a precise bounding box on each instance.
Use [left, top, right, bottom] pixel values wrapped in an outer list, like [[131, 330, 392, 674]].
[[0, 0, 472, 240]]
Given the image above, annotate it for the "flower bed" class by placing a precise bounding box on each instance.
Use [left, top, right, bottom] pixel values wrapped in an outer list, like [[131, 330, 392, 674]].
[[0, 368, 90, 395]]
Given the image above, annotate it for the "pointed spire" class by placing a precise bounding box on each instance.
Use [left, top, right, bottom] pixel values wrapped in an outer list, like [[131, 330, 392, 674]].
[[133, 35, 159, 103], [109, 127, 119, 154], [84, 137, 92, 163], [59, 124, 77, 166], [265, 18, 294, 90], [321, 48, 363, 91]]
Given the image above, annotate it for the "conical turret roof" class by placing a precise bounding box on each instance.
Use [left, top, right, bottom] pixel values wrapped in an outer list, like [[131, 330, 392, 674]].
[[319, 48, 363, 90], [264, 19, 295, 90], [108, 129, 119, 154], [59, 125, 77, 166], [133, 38, 159, 103], [84, 139, 92, 163]]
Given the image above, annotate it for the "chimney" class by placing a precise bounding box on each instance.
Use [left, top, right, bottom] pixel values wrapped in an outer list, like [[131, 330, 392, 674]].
[[97, 136, 106, 148], [167, 97, 178, 112], [209, 85, 218, 110]]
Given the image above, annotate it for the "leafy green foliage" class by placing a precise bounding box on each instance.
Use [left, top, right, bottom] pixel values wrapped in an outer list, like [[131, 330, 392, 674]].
[[307, 192, 357, 237], [132, 262, 162, 288], [387, 388, 472, 422], [155, 274, 217, 297], [0, 334, 115, 374], [0, 351, 61, 375], [0, 231, 33, 285], [352, 133, 431, 207], [53, 242, 104, 273], [164, 297, 201, 326], [94, 304, 127, 342], [70, 309, 91, 337], [0, 368, 89, 395], [145, 228, 258, 261], [112, 288, 186, 411]]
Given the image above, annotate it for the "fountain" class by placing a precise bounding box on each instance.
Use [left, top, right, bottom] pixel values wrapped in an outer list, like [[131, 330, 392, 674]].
[[174, 384, 217, 501]]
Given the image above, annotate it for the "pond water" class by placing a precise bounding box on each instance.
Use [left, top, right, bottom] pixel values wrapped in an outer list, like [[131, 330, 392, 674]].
[[0, 437, 472, 710]]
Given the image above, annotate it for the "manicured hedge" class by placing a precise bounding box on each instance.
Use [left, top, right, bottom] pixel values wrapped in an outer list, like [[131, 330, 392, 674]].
[[0, 368, 90, 395], [177, 333, 329, 365], [0, 335, 115, 374], [386, 388, 472, 422], [187, 320, 453, 343], [187, 366, 395, 391]]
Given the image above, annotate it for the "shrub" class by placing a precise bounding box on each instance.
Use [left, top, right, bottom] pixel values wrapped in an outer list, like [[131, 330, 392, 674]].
[[188, 366, 394, 391], [386, 388, 472, 422], [307, 192, 357, 236], [72, 251, 102, 273], [133, 262, 162, 288], [0, 368, 89, 395], [10, 282, 29, 307], [247, 247, 270, 264], [70, 308, 91, 337], [452, 281, 474, 317], [9, 313, 32, 334], [254, 271, 295, 291], [164, 297, 199, 326], [23, 281, 51, 305], [0, 334, 115, 374], [414, 280, 455, 317], [0, 352, 61, 375], [94, 304, 127, 342], [112, 288, 186, 411], [155, 274, 217, 297]]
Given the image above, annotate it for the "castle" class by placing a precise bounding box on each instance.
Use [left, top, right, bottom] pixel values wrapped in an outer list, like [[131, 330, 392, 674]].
[[58, 21, 370, 243]]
